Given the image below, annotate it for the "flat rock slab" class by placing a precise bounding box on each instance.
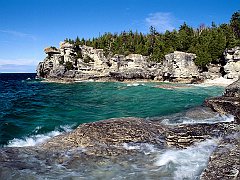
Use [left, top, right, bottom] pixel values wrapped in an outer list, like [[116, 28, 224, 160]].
[[40, 117, 238, 155]]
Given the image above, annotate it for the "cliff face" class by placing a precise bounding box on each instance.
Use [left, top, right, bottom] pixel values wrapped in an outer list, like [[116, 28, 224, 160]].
[[36, 42, 202, 82], [37, 42, 240, 82], [162, 51, 199, 82], [223, 46, 240, 79], [37, 42, 161, 81]]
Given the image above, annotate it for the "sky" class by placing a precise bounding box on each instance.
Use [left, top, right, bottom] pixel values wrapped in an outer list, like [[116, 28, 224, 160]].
[[0, 0, 239, 73]]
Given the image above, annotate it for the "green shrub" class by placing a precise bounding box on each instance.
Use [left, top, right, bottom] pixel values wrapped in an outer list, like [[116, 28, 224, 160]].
[[83, 55, 94, 63], [65, 61, 74, 70], [59, 57, 64, 65]]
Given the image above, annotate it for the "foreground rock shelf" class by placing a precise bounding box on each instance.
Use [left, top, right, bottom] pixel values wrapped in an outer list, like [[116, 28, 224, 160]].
[[1, 116, 239, 179], [39, 117, 237, 154], [0, 113, 239, 179]]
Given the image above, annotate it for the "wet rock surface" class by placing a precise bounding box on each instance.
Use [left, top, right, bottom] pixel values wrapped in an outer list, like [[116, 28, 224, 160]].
[[38, 116, 238, 153], [0, 114, 239, 179], [203, 78, 240, 179], [201, 132, 240, 180], [205, 78, 240, 123], [1, 80, 240, 178]]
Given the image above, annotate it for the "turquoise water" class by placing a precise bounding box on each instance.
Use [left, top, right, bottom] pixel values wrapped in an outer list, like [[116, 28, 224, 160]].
[[0, 73, 224, 146]]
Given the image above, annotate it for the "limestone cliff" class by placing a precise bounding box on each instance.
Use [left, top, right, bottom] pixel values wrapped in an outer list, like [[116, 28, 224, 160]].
[[36, 42, 201, 82], [162, 51, 199, 82], [37, 42, 162, 81], [223, 46, 240, 79], [36, 42, 240, 82]]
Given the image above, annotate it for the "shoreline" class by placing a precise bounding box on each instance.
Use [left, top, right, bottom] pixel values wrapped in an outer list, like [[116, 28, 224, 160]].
[[202, 77, 237, 87], [1, 75, 239, 179], [40, 76, 236, 87]]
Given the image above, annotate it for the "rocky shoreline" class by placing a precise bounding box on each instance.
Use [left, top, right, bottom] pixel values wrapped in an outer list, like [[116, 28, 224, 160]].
[[38, 77, 240, 178], [1, 42, 239, 178], [0, 79, 239, 179]]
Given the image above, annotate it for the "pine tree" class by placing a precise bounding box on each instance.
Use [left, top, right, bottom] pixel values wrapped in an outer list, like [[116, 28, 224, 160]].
[[230, 11, 240, 38]]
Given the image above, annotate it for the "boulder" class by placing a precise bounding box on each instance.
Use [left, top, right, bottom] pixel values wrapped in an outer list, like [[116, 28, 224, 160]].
[[224, 78, 240, 98], [40, 117, 236, 155], [44, 47, 60, 54]]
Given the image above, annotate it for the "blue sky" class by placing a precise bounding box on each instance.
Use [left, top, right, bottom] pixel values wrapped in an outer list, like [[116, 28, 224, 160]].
[[0, 0, 238, 72]]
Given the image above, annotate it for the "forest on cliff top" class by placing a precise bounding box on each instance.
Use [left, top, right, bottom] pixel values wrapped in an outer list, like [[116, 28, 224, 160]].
[[65, 11, 240, 68]]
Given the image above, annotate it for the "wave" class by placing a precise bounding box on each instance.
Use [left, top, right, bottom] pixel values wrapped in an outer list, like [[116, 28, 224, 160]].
[[122, 142, 157, 155], [126, 83, 145, 87], [154, 139, 218, 179], [6, 125, 74, 147], [161, 114, 234, 125]]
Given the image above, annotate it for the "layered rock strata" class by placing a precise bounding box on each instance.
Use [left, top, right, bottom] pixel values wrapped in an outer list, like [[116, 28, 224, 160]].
[[37, 42, 203, 82], [202, 78, 240, 179], [223, 46, 240, 79], [37, 44, 240, 82], [205, 78, 240, 122], [38, 117, 237, 156]]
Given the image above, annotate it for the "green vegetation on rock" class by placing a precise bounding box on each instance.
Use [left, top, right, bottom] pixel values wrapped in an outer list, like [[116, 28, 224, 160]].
[[65, 61, 74, 70]]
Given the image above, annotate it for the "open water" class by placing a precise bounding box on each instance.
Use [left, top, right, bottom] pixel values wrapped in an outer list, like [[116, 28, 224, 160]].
[[0, 73, 232, 179]]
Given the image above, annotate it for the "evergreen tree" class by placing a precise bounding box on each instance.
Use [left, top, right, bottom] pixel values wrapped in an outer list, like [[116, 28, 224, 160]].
[[230, 11, 240, 38], [178, 22, 194, 51], [69, 11, 239, 67]]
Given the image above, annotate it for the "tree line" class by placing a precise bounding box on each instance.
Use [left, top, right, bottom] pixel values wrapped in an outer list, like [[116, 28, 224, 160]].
[[65, 11, 240, 68]]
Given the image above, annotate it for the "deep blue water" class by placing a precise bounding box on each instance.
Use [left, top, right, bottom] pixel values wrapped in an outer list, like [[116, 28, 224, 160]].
[[0, 73, 224, 146]]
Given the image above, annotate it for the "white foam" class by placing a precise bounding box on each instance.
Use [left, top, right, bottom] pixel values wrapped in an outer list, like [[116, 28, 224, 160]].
[[154, 139, 219, 179], [6, 125, 74, 147], [122, 143, 157, 154], [182, 114, 234, 124], [126, 83, 145, 87], [204, 77, 236, 86], [190, 84, 213, 87], [162, 114, 234, 125]]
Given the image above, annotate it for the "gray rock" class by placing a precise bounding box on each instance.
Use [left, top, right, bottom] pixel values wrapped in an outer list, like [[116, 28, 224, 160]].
[[223, 47, 240, 79], [205, 78, 240, 122], [162, 51, 199, 82], [36, 43, 161, 81], [201, 132, 240, 180]]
